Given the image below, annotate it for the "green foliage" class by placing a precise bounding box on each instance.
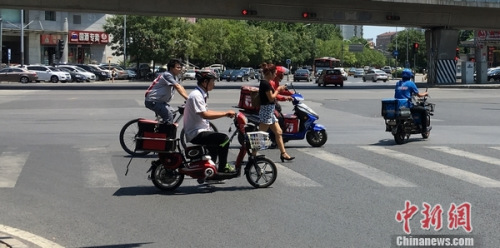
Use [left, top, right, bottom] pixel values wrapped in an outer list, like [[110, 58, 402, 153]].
[[387, 29, 426, 70], [104, 16, 390, 69]]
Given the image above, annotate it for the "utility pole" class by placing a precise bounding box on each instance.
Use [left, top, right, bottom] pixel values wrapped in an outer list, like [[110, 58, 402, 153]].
[[0, 16, 3, 66], [123, 15, 127, 66]]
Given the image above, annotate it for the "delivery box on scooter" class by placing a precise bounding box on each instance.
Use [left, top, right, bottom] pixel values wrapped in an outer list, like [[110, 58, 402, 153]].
[[283, 114, 300, 133], [381, 98, 411, 119], [238, 86, 260, 111], [136, 119, 177, 152]]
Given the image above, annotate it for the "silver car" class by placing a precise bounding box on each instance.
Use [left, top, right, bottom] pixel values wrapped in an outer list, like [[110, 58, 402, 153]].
[[363, 69, 388, 82]]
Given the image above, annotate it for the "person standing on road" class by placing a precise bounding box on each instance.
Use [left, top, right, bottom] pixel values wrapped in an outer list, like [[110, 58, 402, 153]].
[[144, 59, 188, 124], [394, 68, 429, 133], [183, 70, 236, 173], [258, 63, 294, 162]]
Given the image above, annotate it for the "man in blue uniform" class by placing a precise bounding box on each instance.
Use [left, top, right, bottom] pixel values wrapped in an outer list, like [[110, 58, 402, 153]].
[[394, 68, 429, 133]]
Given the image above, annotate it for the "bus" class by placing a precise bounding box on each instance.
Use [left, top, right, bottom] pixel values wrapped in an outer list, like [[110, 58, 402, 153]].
[[313, 57, 341, 76]]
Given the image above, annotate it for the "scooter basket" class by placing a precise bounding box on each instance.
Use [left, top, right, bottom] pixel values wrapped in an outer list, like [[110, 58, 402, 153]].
[[246, 131, 272, 150]]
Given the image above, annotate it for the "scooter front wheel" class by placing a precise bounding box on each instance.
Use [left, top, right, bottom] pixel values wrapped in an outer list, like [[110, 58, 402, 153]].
[[150, 163, 184, 191], [246, 157, 277, 188], [306, 129, 327, 147]]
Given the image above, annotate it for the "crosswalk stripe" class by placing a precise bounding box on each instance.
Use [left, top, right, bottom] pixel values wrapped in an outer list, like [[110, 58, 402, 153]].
[[490, 146, 500, 152], [275, 162, 322, 187], [79, 147, 120, 188], [427, 146, 500, 167], [298, 148, 417, 187], [228, 149, 321, 187], [360, 146, 500, 188], [0, 149, 29, 188]]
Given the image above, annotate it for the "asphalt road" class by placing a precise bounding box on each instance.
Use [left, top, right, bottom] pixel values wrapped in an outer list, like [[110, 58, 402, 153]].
[[1, 77, 499, 247]]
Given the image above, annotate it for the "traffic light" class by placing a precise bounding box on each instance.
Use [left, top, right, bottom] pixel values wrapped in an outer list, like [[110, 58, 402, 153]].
[[386, 15, 400, 21], [302, 12, 317, 18], [241, 9, 257, 16], [57, 39, 64, 59], [455, 47, 460, 61], [412, 42, 419, 54]]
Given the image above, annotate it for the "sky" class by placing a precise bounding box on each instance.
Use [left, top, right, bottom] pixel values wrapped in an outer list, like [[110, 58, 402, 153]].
[[363, 26, 399, 43]]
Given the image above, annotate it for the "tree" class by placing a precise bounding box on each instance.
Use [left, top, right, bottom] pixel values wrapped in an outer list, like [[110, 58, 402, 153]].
[[387, 29, 426, 70], [104, 15, 194, 67]]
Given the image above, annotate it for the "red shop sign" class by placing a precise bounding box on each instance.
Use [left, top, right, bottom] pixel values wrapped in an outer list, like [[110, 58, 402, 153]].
[[68, 30, 109, 44], [40, 34, 63, 45]]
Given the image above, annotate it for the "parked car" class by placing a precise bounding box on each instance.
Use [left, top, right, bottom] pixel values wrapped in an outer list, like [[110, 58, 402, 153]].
[[353, 68, 365, 78], [182, 69, 196, 80], [229, 69, 249, 82], [0, 67, 38, 83], [126, 69, 137, 80], [56, 65, 96, 82], [57, 67, 87, 82], [240, 67, 256, 79], [316, 69, 344, 87], [293, 69, 313, 82], [220, 69, 233, 81], [487, 68, 500, 82], [75, 64, 110, 81], [363, 69, 388, 82], [99, 65, 128, 80], [26, 65, 71, 83]]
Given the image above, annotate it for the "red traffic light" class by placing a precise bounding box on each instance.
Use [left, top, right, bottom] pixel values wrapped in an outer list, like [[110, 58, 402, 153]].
[[302, 12, 316, 18], [386, 15, 400, 21], [241, 9, 257, 15], [413, 42, 419, 49]]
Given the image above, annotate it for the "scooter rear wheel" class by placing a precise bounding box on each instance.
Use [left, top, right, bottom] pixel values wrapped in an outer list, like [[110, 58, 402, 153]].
[[394, 126, 406, 145], [246, 157, 277, 188], [150, 164, 184, 191]]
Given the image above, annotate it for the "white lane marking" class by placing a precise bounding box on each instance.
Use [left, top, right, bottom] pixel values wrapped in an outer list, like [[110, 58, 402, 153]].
[[427, 146, 500, 167], [227, 150, 321, 187], [275, 162, 322, 187], [79, 147, 120, 188], [489, 146, 500, 152], [360, 146, 500, 188], [0, 149, 29, 188], [299, 148, 417, 187], [0, 224, 64, 248]]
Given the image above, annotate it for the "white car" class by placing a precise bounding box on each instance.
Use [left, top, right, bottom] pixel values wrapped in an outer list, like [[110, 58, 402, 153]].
[[57, 65, 96, 81], [182, 69, 196, 80], [334, 67, 348, 80], [363, 69, 388, 82], [26, 65, 71, 83]]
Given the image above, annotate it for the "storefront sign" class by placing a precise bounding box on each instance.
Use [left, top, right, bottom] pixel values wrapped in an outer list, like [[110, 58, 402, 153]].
[[40, 34, 63, 45], [69, 30, 109, 44], [477, 30, 500, 41]]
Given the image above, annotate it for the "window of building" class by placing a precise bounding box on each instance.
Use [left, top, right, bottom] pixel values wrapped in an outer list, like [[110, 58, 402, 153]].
[[73, 15, 81, 24], [45, 11, 56, 21]]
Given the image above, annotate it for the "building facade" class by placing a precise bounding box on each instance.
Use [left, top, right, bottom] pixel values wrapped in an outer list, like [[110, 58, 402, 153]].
[[1, 9, 120, 66]]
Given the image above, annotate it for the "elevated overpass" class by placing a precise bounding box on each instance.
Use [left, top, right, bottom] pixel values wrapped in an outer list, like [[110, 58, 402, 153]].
[[3, 0, 500, 30], [3, 0, 500, 83]]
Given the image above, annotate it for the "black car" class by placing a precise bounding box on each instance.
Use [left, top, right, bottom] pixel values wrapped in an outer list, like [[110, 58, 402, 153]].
[[219, 69, 233, 81], [229, 69, 249, 82], [293, 69, 312, 82], [240, 67, 256, 79], [58, 67, 87, 82], [75, 64, 110, 81], [487, 68, 500, 82]]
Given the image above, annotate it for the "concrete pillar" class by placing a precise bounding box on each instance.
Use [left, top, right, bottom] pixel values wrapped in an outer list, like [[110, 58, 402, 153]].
[[62, 17, 68, 64], [425, 29, 459, 84]]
